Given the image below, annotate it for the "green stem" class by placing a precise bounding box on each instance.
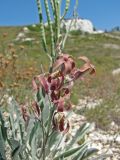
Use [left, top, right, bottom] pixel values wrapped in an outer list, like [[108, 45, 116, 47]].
[[45, 107, 54, 144], [44, 0, 55, 59], [54, 0, 60, 43], [60, 0, 70, 20], [38, 119, 46, 160], [36, 0, 47, 52], [38, 105, 54, 160], [42, 119, 46, 160]]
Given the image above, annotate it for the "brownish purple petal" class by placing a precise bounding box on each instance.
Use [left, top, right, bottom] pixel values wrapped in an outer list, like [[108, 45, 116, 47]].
[[37, 75, 49, 93]]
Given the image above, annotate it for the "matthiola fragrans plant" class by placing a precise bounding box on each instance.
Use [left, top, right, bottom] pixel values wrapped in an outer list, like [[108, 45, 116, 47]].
[[32, 54, 95, 129], [0, 0, 98, 160]]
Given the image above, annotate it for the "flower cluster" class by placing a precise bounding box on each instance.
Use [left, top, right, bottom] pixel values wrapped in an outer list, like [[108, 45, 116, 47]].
[[25, 54, 95, 133]]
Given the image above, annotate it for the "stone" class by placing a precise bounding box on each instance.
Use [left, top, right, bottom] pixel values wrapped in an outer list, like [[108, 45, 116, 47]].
[[61, 18, 104, 34], [32, 24, 36, 27], [93, 30, 104, 34], [112, 68, 120, 76], [15, 32, 25, 41], [106, 149, 113, 155], [76, 96, 102, 110], [61, 18, 94, 33], [21, 38, 35, 42], [110, 121, 119, 132], [23, 27, 29, 33], [89, 122, 96, 132], [115, 136, 120, 144], [7, 96, 13, 104]]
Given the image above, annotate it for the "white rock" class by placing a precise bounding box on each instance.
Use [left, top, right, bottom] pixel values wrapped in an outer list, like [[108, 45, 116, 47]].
[[32, 24, 36, 27], [7, 96, 13, 104], [89, 122, 96, 132], [71, 131, 76, 136], [22, 38, 35, 42], [89, 142, 103, 152], [23, 27, 29, 33], [89, 131, 111, 144], [61, 18, 94, 33], [76, 97, 102, 110], [93, 30, 104, 34], [13, 113, 17, 120], [115, 136, 120, 144], [15, 32, 25, 41], [110, 121, 119, 131], [106, 149, 113, 155], [112, 68, 120, 76]]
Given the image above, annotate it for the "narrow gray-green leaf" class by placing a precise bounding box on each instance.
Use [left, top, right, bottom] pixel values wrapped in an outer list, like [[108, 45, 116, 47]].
[[66, 123, 90, 150], [0, 126, 6, 160], [53, 143, 87, 160], [11, 145, 20, 160], [72, 144, 88, 160], [83, 148, 98, 160], [0, 111, 7, 141], [29, 121, 39, 146]]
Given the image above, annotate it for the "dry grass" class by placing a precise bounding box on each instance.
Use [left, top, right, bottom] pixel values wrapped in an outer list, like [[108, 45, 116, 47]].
[[0, 26, 120, 129]]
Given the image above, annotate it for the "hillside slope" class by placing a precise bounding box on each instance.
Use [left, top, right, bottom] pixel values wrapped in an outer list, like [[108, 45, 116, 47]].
[[0, 26, 120, 130]]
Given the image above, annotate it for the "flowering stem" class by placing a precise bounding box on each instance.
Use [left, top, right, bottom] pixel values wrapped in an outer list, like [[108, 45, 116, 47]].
[[41, 118, 46, 160], [45, 107, 54, 142], [38, 103, 54, 160], [38, 118, 46, 160]]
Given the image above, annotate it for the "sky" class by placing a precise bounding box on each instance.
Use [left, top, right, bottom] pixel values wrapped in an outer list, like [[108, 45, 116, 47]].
[[0, 0, 120, 30]]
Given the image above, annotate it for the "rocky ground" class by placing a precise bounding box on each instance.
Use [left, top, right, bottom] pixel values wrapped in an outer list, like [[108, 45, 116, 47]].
[[68, 112, 120, 160], [65, 97, 120, 160]]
